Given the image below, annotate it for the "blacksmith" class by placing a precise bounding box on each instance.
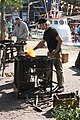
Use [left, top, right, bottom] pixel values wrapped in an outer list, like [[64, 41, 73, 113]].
[[34, 18, 64, 92]]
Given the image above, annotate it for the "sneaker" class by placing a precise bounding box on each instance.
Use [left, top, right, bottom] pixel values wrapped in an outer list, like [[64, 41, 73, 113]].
[[55, 86, 64, 93]]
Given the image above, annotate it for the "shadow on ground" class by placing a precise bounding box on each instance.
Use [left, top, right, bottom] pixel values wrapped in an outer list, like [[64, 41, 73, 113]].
[[42, 108, 55, 118], [0, 80, 26, 112], [69, 66, 80, 76]]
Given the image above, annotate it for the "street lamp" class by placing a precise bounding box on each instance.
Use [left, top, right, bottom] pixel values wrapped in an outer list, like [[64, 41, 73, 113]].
[[27, 1, 39, 23], [43, 0, 48, 19]]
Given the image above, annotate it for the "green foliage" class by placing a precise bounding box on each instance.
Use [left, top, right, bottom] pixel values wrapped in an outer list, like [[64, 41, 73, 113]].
[[0, 0, 23, 12], [52, 95, 80, 120], [6, 0, 23, 9], [53, 105, 80, 120]]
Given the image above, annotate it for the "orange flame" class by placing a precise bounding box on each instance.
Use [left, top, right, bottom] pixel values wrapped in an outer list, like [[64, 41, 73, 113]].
[[26, 46, 36, 57]]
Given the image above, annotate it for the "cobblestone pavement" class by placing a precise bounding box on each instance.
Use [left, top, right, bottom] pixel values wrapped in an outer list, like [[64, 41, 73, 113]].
[[0, 40, 80, 120]]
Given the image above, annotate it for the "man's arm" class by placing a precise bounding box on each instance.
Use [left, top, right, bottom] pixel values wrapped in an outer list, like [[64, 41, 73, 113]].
[[24, 23, 29, 37], [34, 40, 45, 50], [21, 23, 29, 40], [51, 35, 63, 55], [55, 35, 63, 52]]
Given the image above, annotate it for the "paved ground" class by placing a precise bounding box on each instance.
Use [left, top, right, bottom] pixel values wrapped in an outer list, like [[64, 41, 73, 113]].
[[0, 40, 80, 120]]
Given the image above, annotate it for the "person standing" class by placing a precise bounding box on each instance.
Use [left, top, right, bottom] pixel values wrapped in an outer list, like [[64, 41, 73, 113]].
[[13, 17, 29, 54], [13, 17, 29, 42], [34, 18, 64, 92], [77, 25, 80, 36], [8, 19, 13, 33], [8, 19, 13, 39]]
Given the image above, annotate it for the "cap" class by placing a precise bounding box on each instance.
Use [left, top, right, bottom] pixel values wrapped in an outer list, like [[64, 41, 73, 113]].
[[38, 18, 47, 24], [15, 17, 22, 20]]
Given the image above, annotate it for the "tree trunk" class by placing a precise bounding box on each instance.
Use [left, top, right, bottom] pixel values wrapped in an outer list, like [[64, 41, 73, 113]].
[[0, 0, 5, 69], [1, 0, 6, 40]]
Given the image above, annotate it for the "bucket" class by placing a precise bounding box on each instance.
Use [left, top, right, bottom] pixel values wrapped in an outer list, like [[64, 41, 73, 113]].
[[62, 53, 69, 63]]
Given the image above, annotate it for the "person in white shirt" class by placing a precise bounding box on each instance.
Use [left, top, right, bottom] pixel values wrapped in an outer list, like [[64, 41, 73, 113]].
[[13, 17, 29, 42], [13, 17, 29, 54]]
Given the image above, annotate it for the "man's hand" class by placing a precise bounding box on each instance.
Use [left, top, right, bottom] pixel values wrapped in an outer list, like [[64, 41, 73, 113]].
[[24, 36, 29, 40], [47, 50, 57, 57], [51, 50, 57, 55]]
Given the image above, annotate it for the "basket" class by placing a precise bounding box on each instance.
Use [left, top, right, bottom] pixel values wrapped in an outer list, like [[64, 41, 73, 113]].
[[62, 53, 69, 63], [53, 92, 79, 108]]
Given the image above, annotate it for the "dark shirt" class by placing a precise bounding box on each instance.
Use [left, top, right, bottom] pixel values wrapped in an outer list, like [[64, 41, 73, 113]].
[[43, 27, 61, 53]]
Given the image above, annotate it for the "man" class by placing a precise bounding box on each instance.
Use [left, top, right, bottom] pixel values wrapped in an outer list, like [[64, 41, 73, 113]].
[[13, 17, 29, 53], [34, 18, 64, 92]]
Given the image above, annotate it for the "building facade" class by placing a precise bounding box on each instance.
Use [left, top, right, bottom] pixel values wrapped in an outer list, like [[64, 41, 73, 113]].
[[12, 0, 51, 23]]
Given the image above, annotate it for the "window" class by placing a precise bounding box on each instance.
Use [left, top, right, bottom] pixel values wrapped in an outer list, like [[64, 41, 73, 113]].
[[34, 12, 40, 22], [54, 20, 58, 24], [22, 12, 27, 22], [59, 20, 64, 25], [12, 12, 19, 21], [23, 0, 28, 6]]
